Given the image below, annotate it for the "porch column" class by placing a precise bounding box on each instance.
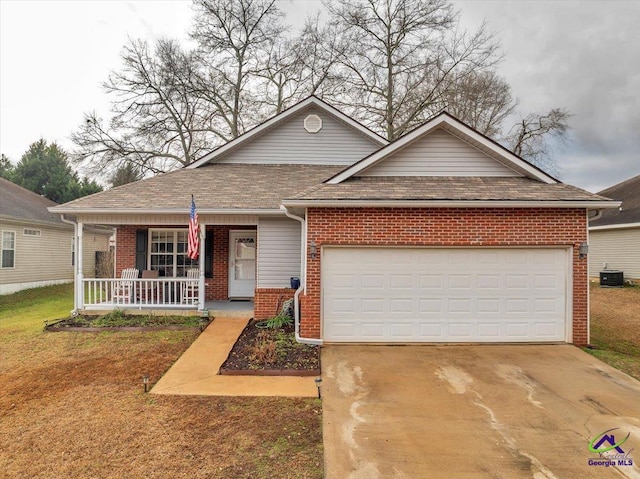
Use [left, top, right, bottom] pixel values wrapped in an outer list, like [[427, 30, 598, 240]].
[[77, 222, 85, 310], [198, 225, 205, 311]]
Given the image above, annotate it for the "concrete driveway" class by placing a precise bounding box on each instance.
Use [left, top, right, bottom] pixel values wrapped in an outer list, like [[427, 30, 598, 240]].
[[321, 345, 640, 479]]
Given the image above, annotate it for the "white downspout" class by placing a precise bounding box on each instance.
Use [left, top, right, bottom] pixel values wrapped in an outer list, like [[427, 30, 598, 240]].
[[281, 205, 322, 346], [60, 214, 79, 314]]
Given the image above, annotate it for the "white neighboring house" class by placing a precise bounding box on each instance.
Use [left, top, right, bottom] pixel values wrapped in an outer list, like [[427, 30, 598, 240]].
[[589, 174, 640, 281], [0, 177, 111, 295]]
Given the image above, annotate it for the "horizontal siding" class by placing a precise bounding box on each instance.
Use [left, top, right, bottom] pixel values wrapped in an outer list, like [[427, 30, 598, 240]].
[[79, 214, 258, 225], [589, 228, 640, 279], [0, 220, 112, 287], [361, 128, 521, 177], [0, 222, 74, 285], [218, 107, 380, 165], [81, 232, 111, 277], [257, 218, 301, 288]]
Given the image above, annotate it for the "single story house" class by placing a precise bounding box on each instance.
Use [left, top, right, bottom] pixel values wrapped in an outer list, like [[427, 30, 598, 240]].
[[1, 177, 111, 295], [589, 174, 640, 281], [50, 97, 618, 346]]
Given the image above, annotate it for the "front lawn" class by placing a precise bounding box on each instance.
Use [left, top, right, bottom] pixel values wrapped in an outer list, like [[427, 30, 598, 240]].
[[587, 283, 640, 381], [0, 284, 323, 479]]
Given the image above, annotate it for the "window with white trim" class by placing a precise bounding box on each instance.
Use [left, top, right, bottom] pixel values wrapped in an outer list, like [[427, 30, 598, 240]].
[[23, 228, 41, 236], [1, 231, 16, 268], [149, 229, 197, 277]]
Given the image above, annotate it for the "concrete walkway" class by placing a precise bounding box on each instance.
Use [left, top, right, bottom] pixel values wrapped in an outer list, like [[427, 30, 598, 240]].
[[151, 316, 318, 397]]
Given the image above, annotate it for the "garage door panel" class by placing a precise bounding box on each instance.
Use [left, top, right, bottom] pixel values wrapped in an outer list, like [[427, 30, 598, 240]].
[[323, 247, 568, 343]]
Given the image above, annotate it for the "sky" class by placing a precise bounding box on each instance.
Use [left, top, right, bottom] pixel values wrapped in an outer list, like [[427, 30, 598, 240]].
[[1, 0, 639, 193]]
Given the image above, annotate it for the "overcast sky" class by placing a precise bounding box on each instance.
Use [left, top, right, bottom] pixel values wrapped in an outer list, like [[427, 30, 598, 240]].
[[1, 0, 639, 193]]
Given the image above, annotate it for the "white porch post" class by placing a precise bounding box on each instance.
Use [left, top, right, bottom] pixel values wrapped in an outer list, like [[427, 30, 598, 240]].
[[198, 225, 205, 311], [77, 222, 85, 310]]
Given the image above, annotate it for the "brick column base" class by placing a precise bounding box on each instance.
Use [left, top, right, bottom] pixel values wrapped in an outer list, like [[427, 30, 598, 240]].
[[254, 288, 296, 319]]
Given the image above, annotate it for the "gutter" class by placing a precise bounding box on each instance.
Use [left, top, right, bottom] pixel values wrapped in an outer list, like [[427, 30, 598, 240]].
[[281, 199, 621, 209], [281, 205, 323, 346], [48, 207, 286, 215]]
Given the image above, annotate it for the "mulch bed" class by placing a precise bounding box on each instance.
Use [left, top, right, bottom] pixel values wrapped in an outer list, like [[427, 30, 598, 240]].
[[220, 320, 320, 376]]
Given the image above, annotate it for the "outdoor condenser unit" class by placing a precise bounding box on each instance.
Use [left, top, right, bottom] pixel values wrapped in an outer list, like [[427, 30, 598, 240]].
[[599, 270, 624, 287]]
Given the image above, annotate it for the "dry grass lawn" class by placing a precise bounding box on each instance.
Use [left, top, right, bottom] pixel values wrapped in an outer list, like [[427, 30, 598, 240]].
[[588, 283, 640, 381], [0, 284, 322, 479]]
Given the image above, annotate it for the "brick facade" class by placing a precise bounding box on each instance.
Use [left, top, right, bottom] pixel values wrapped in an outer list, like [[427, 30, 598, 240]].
[[301, 207, 589, 345], [115, 224, 256, 301], [254, 288, 297, 320]]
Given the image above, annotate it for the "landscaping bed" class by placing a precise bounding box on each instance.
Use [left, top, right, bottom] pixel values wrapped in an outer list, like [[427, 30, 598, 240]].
[[220, 319, 320, 376], [45, 310, 209, 332]]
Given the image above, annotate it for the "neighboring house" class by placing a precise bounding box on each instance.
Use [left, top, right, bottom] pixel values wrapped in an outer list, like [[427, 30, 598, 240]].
[[588, 174, 640, 280], [0, 177, 111, 295], [50, 97, 618, 346]]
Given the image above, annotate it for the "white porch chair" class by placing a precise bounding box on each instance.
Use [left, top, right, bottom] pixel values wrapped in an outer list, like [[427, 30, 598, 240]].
[[112, 268, 139, 304], [181, 268, 200, 306]]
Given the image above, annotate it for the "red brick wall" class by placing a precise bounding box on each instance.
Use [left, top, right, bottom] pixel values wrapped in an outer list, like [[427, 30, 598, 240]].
[[301, 207, 588, 344], [116, 225, 255, 301], [254, 288, 297, 319]]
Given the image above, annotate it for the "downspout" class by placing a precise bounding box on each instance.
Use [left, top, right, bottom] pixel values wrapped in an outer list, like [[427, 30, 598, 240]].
[[60, 214, 79, 314], [281, 205, 323, 346]]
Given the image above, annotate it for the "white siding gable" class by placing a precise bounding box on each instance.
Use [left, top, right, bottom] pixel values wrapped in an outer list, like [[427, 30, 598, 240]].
[[257, 217, 301, 288], [360, 128, 521, 177], [218, 107, 381, 165]]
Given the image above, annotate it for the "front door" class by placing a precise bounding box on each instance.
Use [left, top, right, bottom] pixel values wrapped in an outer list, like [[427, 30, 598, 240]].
[[228, 230, 257, 298]]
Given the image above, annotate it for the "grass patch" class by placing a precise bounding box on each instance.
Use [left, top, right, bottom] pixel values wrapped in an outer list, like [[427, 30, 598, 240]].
[[0, 284, 323, 478], [586, 283, 640, 381]]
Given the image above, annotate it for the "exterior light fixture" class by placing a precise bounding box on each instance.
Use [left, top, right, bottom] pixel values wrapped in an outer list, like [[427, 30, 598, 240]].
[[310, 240, 317, 259], [578, 242, 589, 259], [143, 375, 149, 393], [314, 377, 323, 399]]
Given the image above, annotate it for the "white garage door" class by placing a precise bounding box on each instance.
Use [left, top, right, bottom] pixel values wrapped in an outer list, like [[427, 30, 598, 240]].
[[322, 248, 569, 343]]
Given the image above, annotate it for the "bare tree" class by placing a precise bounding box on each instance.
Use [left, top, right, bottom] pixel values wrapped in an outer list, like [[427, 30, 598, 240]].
[[441, 70, 516, 138], [71, 39, 216, 176], [324, 0, 501, 140], [190, 0, 286, 136], [506, 108, 571, 172]]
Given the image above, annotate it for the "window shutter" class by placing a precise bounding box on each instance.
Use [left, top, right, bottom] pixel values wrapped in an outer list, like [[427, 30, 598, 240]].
[[135, 230, 148, 273], [205, 229, 213, 278]]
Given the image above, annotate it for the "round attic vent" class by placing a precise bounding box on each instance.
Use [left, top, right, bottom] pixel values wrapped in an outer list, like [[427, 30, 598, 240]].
[[304, 114, 323, 133]]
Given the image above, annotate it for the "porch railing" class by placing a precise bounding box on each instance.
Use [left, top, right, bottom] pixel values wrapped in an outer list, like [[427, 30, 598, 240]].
[[82, 278, 200, 310]]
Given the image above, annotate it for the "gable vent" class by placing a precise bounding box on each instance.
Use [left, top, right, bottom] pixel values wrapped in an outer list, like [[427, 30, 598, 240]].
[[304, 114, 323, 133]]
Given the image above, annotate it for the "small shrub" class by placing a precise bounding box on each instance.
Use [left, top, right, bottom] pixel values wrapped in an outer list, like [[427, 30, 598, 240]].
[[264, 314, 293, 330], [250, 331, 278, 365]]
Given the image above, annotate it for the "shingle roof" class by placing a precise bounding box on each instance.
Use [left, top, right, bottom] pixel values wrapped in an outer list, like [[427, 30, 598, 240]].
[[0, 177, 68, 226], [286, 176, 610, 203], [52, 164, 345, 212], [590, 174, 640, 226]]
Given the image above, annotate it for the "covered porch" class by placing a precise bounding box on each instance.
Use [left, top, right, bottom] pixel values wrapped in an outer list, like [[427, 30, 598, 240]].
[[67, 212, 300, 319]]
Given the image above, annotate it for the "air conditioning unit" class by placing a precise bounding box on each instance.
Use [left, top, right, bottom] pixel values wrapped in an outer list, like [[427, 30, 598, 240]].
[[600, 270, 624, 287]]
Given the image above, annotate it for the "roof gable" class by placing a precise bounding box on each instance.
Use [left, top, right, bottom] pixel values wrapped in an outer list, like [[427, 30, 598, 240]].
[[188, 96, 387, 168], [327, 112, 558, 184]]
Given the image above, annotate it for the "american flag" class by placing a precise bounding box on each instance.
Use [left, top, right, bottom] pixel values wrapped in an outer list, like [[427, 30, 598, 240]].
[[187, 196, 199, 260]]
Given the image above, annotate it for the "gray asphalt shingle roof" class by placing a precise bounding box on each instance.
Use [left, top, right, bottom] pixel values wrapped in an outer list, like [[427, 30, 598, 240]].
[[52, 164, 345, 211], [286, 176, 610, 203], [0, 177, 67, 225], [590, 174, 640, 226]]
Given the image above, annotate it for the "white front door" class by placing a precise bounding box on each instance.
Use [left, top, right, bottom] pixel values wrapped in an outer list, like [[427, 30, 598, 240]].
[[228, 231, 257, 298]]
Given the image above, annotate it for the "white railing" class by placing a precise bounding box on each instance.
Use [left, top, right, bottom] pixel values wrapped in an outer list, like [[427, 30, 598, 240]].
[[82, 278, 200, 310]]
